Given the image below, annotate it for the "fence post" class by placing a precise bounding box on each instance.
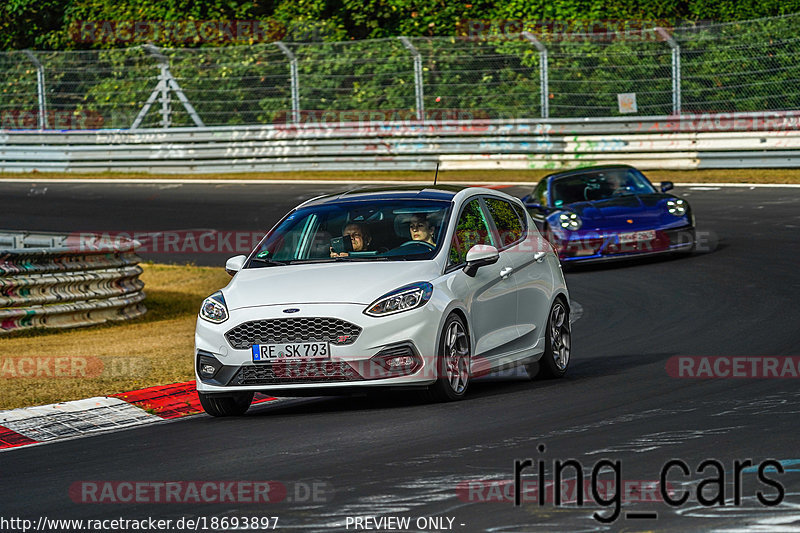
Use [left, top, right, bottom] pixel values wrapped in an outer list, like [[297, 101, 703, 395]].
[[399, 37, 424, 121], [22, 50, 48, 129], [522, 32, 549, 119], [132, 45, 205, 129], [275, 42, 300, 125], [158, 62, 171, 128], [655, 27, 681, 115]]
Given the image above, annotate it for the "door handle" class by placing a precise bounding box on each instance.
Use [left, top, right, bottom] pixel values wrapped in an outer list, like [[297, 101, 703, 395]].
[[534, 252, 546, 262], [500, 266, 514, 279]]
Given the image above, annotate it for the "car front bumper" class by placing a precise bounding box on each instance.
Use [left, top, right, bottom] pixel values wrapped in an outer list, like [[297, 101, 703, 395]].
[[552, 225, 695, 263], [195, 302, 442, 394]]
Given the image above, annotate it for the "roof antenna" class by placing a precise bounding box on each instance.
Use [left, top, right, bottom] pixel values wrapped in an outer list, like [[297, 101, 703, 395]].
[[434, 162, 440, 185]]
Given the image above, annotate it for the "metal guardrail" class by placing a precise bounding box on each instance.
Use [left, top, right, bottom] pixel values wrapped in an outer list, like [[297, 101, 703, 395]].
[[2, 114, 800, 172], [0, 231, 146, 334]]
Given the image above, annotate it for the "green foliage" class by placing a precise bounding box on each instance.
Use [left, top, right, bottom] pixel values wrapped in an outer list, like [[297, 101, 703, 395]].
[[4, 1, 800, 125], [0, 0, 68, 49], [5, 0, 800, 51]]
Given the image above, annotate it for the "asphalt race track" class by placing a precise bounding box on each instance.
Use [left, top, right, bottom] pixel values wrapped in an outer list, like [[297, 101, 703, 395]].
[[2, 181, 800, 532]]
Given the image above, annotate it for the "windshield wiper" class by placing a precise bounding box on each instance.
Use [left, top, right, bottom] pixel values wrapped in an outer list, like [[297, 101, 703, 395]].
[[248, 257, 289, 267], [290, 257, 389, 264], [335, 256, 388, 262]]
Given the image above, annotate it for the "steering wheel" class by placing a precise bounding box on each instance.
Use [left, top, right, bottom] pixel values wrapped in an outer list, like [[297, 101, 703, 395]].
[[399, 240, 436, 250]]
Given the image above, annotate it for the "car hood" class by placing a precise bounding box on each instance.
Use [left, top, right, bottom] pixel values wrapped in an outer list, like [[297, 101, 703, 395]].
[[555, 194, 677, 229], [223, 261, 441, 309]]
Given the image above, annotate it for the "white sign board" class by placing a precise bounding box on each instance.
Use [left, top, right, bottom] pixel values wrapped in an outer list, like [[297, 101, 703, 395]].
[[617, 93, 638, 114]]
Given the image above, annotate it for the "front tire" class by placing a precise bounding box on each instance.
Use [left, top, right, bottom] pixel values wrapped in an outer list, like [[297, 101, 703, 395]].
[[198, 391, 254, 417], [537, 299, 571, 379], [426, 314, 471, 402]]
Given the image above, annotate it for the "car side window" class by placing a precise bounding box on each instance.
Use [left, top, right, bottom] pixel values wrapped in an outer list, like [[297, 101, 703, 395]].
[[484, 198, 524, 249], [512, 203, 528, 229], [448, 199, 495, 266]]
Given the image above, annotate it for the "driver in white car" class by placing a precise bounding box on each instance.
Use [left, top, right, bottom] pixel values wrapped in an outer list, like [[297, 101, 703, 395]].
[[409, 214, 436, 246]]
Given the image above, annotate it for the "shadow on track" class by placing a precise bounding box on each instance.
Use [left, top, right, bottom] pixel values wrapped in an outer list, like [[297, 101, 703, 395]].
[[231, 352, 675, 418]]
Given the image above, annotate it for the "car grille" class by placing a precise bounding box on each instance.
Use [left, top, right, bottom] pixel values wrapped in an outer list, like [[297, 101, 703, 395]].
[[225, 317, 362, 350], [230, 362, 363, 385]]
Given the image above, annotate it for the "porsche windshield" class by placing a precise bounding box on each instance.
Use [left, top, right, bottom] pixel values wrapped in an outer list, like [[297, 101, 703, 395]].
[[248, 199, 452, 265], [550, 168, 656, 206]]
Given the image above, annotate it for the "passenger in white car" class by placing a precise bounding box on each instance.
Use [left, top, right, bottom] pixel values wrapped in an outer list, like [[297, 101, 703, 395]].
[[330, 223, 372, 257]]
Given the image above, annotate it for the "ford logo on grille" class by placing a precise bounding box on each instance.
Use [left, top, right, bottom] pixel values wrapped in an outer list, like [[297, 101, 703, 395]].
[[282, 308, 300, 314]]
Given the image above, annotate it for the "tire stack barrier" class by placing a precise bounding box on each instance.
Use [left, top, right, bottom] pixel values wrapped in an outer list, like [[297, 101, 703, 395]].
[[0, 231, 146, 334]]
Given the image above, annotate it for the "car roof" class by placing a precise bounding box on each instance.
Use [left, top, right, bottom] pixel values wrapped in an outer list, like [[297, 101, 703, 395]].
[[302, 185, 469, 206], [544, 164, 637, 181]]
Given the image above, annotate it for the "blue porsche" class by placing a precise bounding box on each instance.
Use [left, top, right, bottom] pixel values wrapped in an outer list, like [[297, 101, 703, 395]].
[[521, 165, 695, 263]]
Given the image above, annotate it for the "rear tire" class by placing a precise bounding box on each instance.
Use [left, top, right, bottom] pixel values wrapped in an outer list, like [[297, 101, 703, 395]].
[[425, 314, 471, 402], [537, 299, 571, 379], [198, 391, 253, 417]]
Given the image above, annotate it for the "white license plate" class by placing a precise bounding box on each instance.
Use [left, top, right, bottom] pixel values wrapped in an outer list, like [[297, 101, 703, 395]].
[[252, 342, 330, 362], [619, 230, 656, 243]]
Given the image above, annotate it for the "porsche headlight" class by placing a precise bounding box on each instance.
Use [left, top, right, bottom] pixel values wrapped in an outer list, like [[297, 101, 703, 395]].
[[558, 212, 582, 231], [365, 282, 433, 317], [666, 198, 688, 216], [200, 291, 228, 323]]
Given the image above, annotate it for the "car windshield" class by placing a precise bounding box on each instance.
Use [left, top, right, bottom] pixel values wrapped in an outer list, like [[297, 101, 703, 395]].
[[550, 168, 656, 206], [247, 199, 452, 266]]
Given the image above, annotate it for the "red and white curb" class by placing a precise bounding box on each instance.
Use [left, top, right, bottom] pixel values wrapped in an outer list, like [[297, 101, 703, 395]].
[[0, 381, 275, 451]]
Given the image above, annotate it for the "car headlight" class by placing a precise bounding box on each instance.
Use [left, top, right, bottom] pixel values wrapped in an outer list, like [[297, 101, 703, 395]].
[[200, 291, 229, 323], [364, 282, 433, 317], [666, 198, 688, 216], [558, 212, 582, 230]]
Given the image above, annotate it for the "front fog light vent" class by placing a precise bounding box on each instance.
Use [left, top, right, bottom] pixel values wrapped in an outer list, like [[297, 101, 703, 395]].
[[372, 344, 422, 375], [197, 351, 222, 379]]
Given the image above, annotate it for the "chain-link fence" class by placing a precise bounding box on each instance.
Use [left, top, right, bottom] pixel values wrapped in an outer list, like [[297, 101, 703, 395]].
[[2, 13, 800, 129]]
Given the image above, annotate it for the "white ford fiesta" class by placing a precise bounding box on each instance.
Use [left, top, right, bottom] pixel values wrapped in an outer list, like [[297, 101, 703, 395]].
[[195, 185, 571, 416]]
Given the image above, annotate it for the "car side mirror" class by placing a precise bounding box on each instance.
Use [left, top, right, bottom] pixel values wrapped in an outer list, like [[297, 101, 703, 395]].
[[522, 196, 546, 212], [525, 204, 553, 216], [463, 245, 500, 277], [660, 181, 674, 192], [225, 255, 247, 276]]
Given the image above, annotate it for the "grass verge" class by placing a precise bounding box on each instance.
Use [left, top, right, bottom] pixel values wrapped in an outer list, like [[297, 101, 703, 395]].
[[0, 263, 230, 410], [2, 169, 800, 184]]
